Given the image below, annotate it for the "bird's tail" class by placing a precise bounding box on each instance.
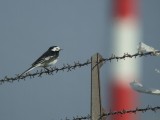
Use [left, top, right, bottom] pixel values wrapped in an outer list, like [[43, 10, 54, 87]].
[[19, 66, 36, 76]]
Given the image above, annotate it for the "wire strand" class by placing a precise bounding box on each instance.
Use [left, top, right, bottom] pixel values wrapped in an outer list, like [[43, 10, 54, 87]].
[[64, 105, 160, 120]]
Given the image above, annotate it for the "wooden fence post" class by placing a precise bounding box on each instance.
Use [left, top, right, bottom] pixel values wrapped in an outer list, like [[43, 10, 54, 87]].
[[91, 53, 104, 120]]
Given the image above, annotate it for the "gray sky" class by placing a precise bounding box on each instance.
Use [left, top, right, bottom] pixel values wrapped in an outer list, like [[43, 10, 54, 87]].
[[0, 0, 160, 120]]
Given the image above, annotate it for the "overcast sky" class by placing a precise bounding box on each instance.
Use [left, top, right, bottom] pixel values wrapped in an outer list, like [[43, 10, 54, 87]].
[[0, 1, 160, 120]]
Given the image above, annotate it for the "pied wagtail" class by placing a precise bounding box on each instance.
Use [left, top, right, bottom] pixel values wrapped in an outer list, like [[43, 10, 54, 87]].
[[20, 46, 62, 76]]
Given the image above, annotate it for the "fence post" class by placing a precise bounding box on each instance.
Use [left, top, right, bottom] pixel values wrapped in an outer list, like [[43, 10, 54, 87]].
[[91, 53, 104, 120]]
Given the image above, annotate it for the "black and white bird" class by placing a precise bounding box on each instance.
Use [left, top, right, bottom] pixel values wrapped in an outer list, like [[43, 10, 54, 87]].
[[20, 46, 62, 76]]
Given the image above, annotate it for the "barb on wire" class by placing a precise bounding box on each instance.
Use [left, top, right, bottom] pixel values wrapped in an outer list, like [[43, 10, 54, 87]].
[[0, 51, 160, 84], [72, 115, 91, 120]]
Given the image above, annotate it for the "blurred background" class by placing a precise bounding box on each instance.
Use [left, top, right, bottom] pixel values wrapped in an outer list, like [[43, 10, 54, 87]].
[[0, 0, 160, 120]]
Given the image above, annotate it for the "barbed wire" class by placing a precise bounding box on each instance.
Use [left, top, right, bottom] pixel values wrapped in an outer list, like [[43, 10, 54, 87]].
[[63, 105, 160, 120], [99, 105, 160, 120], [0, 59, 91, 84], [0, 51, 159, 84]]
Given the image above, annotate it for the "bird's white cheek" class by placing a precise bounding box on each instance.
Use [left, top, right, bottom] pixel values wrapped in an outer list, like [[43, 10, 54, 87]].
[[52, 47, 60, 51]]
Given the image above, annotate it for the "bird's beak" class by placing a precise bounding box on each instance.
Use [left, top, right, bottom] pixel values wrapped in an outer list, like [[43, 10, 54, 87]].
[[60, 48, 63, 51]]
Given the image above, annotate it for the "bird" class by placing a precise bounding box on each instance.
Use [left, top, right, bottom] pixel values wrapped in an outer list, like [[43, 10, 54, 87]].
[[20, 46, 62, 76]]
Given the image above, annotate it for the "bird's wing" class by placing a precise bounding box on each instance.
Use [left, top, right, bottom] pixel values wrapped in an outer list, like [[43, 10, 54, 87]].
[[32, 51, 58, 66]]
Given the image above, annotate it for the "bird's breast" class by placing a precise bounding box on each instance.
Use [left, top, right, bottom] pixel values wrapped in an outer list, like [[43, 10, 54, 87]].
[[48, 59, 58, 66]]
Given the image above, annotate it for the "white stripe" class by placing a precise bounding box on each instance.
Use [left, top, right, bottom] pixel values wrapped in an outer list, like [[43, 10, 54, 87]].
[[111, 18, 142, 79]]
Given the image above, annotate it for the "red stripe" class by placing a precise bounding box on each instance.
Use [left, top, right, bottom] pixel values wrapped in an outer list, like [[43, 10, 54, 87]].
[[113, 0, 137, 18], [109, 81, 138, 120]]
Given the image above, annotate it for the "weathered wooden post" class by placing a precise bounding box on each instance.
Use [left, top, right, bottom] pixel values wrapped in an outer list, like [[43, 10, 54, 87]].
[[91, 53, 104, 120]]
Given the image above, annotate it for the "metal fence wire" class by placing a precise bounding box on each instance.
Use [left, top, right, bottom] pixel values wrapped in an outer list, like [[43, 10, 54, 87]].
[[62, 106, 160, 120]]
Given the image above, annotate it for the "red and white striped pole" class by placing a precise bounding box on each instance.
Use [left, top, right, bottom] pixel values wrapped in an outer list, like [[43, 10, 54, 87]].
[[109, 0, 141, 120]]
